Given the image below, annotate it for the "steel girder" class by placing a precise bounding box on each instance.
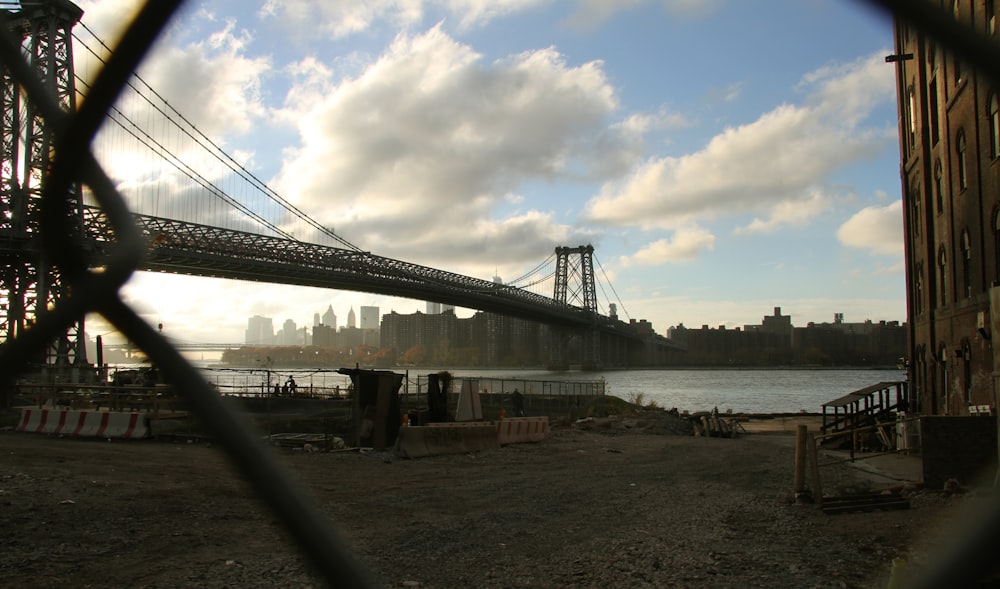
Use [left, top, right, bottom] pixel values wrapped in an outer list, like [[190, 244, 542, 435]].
[[83, 206, 628, 332], [0, 1, 86, 366]]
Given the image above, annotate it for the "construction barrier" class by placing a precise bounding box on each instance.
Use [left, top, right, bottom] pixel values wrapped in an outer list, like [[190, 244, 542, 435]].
[[16, 409, 150, 439], [496, 416, 549, 445], [394, 423, 499, 459]]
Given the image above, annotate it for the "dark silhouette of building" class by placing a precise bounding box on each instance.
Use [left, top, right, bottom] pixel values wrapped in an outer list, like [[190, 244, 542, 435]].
[[380, 309, 547, 366], [667, 308, 904, 367]]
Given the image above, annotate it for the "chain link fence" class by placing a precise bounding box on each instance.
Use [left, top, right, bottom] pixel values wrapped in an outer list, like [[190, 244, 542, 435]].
[[0, 1, 997, 587]]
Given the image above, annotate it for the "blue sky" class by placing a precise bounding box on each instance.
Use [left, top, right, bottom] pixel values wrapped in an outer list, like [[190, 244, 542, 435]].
[[77, 0, 905, 345]]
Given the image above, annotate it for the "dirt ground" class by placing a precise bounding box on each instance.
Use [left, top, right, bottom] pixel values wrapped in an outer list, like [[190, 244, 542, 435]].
[[0, 411, 989, 589]]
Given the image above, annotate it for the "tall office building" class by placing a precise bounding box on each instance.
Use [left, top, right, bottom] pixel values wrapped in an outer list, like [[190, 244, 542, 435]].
[[245, 315, 273, 345], [892, 3, 997, 415], [360, 306, 380, 346], [279, 319, 298, 345], [322, 305, 336, 328], [426, 302, 454, 314], [347, 307, 356, 329], [360, 306, 380, 330]]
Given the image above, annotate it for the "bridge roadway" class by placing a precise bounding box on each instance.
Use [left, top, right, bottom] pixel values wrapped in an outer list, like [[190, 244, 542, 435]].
[[83, 206, 680, 350]]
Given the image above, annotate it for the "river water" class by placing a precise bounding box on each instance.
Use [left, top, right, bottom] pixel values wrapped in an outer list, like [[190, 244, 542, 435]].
[[175, 364, 905, 415], [432, 367, 906, 414]]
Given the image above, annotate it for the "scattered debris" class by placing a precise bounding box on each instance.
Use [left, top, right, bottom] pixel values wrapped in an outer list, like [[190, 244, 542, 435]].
[[821, 491, 910, 515]]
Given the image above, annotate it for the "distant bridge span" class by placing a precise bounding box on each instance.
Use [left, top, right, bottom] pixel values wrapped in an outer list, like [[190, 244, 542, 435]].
[[85, 207, 661, 339]]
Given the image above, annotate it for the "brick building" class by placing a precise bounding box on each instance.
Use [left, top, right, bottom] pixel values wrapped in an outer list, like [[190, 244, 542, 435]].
[[893, 2, 1000, 415]]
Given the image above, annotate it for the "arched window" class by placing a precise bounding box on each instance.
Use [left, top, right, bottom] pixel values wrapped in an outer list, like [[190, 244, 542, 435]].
[[961, 230, 972, 298], [956, 130, 968, 191], [990, 94, 1000, 159], [939, 246, 948, 306], [910, 179, 921, 237], [935, 159, 944, 212]]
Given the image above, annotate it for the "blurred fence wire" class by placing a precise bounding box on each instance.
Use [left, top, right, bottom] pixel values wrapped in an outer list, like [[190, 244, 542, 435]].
[[0, 0, 378, 586], [0, 0, 998, 587]]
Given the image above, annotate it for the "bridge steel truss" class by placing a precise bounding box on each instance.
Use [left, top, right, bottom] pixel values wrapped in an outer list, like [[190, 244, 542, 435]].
[[0, 0, 86, 368], [552, 245, 601, 368], [84, 208, 683, 367], [85, 207, 615, 331]]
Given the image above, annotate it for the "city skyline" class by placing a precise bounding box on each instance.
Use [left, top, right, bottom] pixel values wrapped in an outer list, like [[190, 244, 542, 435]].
[[76, 0, 905, 345], [225, 302, 900, 350]]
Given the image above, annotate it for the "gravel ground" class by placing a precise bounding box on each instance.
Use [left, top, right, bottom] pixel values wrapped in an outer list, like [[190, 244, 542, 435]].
[[0, 412, 983, 588]]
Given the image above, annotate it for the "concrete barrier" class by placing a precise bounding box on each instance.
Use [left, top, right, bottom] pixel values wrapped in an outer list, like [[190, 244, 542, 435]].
[[16, 409, 149, 439], [496, 416, 549, 445], [394, 423, 499, 459]]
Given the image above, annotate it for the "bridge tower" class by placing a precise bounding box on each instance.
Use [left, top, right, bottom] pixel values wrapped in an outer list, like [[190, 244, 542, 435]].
[[552, 245, 600, 369], [0, 0, 87, 368]]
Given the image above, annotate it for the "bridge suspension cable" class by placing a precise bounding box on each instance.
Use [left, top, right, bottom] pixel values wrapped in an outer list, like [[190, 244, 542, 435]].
[[73, 22, 362, 251], [594, 254, 631, 321], [506, 251, 556, 286]]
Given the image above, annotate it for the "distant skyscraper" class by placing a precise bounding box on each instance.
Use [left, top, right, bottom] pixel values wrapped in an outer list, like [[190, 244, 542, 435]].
[[245, 315, 273, 345], [360, 306, 380, 330], [313, 313, 320, 326], [278, 318, 298, 345], [347, 307, 356, 328], [322, 305, 336, 328], [426, 301, 442, 314]]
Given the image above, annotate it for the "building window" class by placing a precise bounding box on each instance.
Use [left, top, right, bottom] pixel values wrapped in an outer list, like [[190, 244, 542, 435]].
[[928, 41, 937, 70], [994, 209, 1000, 283], [916, 264, 925, 313], [935, 159, 944, 212], [908, 85, 917, 150], [910, 178, 921, 238], [990, 0, 998, 35], [937, 342, 948, 413], [962, 341, 972, 404], [928, 80, 942, 148], [956, 130, 968, 191], [961, 230, 972, 298], [991, 94, 1000, 158], [939, 246, 948, 307]]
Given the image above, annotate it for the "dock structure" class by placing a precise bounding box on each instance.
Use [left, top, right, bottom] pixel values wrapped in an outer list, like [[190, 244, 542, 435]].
[[820, 381, 908, 452]]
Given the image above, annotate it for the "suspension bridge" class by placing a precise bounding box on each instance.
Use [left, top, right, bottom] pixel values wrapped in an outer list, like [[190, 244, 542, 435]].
[[0, 0, 683, 371]]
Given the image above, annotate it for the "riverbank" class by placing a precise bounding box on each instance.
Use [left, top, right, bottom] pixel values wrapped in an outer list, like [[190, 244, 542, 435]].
[[0, 416, 976, 589]]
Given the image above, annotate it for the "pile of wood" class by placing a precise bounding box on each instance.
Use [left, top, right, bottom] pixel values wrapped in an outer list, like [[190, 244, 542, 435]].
[[688, 409, 739, 438]]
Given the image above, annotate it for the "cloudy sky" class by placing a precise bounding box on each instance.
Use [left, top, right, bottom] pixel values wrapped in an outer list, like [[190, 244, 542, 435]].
[[77, 0, 904, 345]]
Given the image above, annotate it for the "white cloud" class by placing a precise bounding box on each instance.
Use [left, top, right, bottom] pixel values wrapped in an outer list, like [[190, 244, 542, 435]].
[[270, 26, 622, 273], [259, 0, 545, 37], [837, 200, 903, 257], [734, 190, 833, 235], [583, 52, 896, 232], [131, 20, 270, 138], [620, 226, 715, 266]]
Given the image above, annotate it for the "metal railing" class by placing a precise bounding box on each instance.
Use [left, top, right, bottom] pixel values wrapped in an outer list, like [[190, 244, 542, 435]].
[[0, 1, 998, 587]]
